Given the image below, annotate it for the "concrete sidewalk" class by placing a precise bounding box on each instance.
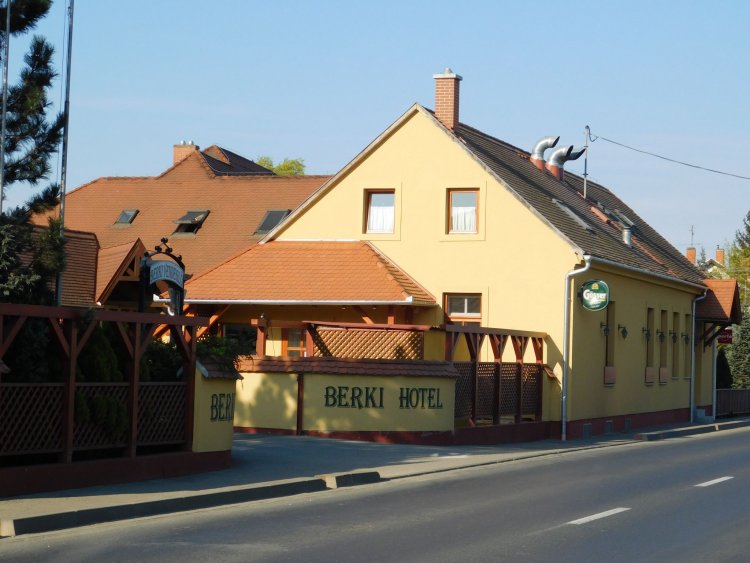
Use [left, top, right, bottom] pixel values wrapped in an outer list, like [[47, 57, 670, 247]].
[[2, 418, 750, 538]]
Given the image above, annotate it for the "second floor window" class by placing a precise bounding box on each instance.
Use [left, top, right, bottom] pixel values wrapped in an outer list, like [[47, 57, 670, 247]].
[[445, 293, 481, 325], [448, 189, 478, 233], [366, 191, 395, 233]]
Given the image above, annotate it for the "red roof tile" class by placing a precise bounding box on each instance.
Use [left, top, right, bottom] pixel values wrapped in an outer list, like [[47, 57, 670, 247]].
[[237, 355, 458, 378], [96, 240, 146, 303], [32, 150, 328, 279], [184, 241, 435, 304], [696, 279, 742, 324]]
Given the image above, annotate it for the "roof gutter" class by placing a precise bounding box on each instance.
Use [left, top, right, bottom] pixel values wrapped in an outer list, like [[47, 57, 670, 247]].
[[156, 298, 435, 306], [690, 290, 708, 424], [584, 255, 706, 293], [562, 254, 592, 442]]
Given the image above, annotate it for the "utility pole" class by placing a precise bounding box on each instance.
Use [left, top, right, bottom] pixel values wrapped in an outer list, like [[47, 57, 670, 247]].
[[55, 0, 75, 305], [0, 0, 11, 215]]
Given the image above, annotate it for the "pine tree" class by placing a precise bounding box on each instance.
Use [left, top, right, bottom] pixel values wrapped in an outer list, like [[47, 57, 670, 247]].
[[0, 0, 64, 304], [728, 315, 750, 389]]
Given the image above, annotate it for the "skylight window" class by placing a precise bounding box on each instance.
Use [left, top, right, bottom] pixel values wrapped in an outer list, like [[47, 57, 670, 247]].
[[115, 209, 138, 224], [255, 209, 291, 234], [552, 199, 595, 233], [612, 209, 635, 227], [174, 210, 209, 234]]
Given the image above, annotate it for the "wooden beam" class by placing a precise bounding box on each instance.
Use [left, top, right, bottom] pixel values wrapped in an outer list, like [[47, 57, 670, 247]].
[[353, 306, 375, 325]]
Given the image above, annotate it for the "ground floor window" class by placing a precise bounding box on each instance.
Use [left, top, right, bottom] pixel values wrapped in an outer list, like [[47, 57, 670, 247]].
[[282, 328, 307, 357], [222, 323, 257, 355], [444, 293, 481, 325]]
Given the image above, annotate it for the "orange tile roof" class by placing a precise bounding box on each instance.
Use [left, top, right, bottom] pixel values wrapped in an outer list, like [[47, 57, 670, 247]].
[[32, 149, 329, 279], [59, 229, 99, 307], [184, 241, 435, 305], [696, 279, 742, 324], [237, 355, 458, 378], [96, 239, 146, 303]]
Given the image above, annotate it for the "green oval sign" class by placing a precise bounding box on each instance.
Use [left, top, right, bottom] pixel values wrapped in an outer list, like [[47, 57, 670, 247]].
[[581, 280, 609, 311]]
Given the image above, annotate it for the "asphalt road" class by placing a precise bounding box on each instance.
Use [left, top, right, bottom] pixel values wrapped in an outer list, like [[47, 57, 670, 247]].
[[3, 428, 750, 562]]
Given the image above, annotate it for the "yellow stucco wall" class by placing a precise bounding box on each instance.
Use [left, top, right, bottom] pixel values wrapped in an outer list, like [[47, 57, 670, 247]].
[[276, 109, 577, 421], [192, 371, 236, 453], [226, 107, 710, 427], [235, 372, 298, 431], [303, 374, 455, 432]]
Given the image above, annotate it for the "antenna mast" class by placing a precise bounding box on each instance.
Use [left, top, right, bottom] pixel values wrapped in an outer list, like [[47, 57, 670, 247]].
[[582, 125, 590, 200]]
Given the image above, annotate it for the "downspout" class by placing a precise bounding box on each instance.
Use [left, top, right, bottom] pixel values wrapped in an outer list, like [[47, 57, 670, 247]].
[[690, 291, 707, 424], [712, 339, 717, 422], [562, 254, 592, 442]]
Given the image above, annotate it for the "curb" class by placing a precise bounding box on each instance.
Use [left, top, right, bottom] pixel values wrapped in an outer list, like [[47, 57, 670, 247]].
[[1, 478, 329, 538], [633, 419, 750, 441]]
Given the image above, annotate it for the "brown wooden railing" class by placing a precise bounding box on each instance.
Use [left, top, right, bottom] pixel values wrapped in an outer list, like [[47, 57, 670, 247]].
[[716, 389, 750, 418], [446, 325, 546, 425], [0, 303, 207, 464]]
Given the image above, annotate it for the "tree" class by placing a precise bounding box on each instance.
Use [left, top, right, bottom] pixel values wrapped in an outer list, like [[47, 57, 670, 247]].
[[0, 0, 64, 305], [728, 315, 750, 389], [256, 155, 305, 176]]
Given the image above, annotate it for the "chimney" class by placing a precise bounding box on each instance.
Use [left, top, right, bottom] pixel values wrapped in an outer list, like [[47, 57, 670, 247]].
[[173, 140, 199, 164], [545, 145, 586, 180], [530, 136, 560, 171], [433, 68, 462, 130], [715, 247, 725, 266], [622, 226, 632, 247], [686, 246, 697, 264]]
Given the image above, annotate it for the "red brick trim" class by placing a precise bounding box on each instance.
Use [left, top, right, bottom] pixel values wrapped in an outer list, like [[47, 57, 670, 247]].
[[562, 408, 690, 440], [0, 451, 230, 498]]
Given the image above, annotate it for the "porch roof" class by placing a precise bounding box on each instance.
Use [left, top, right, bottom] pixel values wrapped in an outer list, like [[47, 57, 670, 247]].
[[182, 241, 436, 306], [237, 355, 458, 378], [696, 279, 742, 324]]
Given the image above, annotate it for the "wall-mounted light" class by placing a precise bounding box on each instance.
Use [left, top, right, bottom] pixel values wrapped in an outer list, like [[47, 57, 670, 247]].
[[642, 327, 651, 341], [618, 324, 628, 339], [600, 321, 610, 336], [656, 329, 665, 343], [681, 332, 690, 344], [669, 330, 678, 344]]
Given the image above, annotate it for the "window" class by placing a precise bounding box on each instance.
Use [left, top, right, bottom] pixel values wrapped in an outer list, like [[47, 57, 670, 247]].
[[684, 313, 692, 379], [223, 324, 257, 355], [174, 210, 209, 234], [282, 328, 306, 357], [672, 312, 680, 378], [646, 307, 655, 368], [447, 189, 478, 233], [445, 293, 481, 324], [605, 302, 616, 368], [365, 191, 395, 234], [256, 209, 291, 234], [115, 209, 138, 224]]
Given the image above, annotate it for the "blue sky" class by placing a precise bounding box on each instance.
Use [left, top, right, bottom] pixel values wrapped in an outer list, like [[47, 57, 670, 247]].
[[6, 0, 749, 256]]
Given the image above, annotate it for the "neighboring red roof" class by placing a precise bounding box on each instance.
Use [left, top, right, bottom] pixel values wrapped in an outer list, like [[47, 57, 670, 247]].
[[696, 279, 742, 324], [183, 241, 435, 304], [237, 355, 458, 377], [96, 240, 146, 303], [60, 229, 99, 307], [32, 149, 329, 279]]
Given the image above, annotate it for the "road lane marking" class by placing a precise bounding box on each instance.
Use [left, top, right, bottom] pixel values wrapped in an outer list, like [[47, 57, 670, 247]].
[[568, 507, 630, 525], [695, 476, 733, 488]]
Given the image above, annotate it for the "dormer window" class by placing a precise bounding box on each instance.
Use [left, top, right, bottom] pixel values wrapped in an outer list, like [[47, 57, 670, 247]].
[[255, 209, 291, 234], [115, 209, 138, 225], [174, 210, 209, 234]]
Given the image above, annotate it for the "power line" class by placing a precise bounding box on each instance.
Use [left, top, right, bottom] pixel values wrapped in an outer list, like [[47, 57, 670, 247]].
[[588, 130, 750, 181]]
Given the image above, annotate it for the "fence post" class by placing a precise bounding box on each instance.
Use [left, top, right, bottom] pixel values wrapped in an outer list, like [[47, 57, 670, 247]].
[[61, 318, 77, 463], [512, 336, 528, 424], [127, 322, 141, 457]]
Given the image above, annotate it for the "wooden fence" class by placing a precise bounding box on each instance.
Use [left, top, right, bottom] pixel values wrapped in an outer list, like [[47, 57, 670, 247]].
[[0, 303, 207, 464], [716, 389, 750, 418]]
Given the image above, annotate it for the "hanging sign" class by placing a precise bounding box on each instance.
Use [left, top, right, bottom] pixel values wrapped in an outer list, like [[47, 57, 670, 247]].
[[149, 260, 184, 288], [580, 280, 610, 311], [718, 328, 732, 344]]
